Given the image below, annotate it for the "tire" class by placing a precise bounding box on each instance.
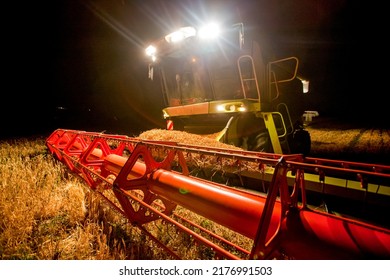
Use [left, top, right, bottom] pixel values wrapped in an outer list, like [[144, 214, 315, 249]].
[[289, 128, 311, 156], [248, 130, 272, 152]]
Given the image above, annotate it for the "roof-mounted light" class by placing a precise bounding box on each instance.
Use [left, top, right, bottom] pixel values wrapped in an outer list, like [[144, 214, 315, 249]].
[[198, 22, 220, 40], [165, 26, 196, 43], [145, 45, 157, 61]]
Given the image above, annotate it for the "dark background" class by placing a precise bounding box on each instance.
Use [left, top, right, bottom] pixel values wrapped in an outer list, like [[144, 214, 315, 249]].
[[3, 0, 385, 139]]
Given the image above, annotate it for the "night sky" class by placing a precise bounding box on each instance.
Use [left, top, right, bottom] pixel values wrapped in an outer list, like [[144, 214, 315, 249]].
[[3, 0, 384, 139]]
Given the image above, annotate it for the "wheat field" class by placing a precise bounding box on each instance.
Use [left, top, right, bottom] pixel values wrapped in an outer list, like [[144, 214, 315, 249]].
[[306, 119, 390, 164], [0, 137, 150, 259]]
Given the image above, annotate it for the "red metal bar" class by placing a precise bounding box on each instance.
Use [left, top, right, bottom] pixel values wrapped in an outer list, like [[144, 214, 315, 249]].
[[104, 152, 279, 240]]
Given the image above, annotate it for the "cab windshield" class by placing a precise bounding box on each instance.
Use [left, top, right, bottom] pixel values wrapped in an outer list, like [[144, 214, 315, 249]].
[[159, 33, 243, 106]]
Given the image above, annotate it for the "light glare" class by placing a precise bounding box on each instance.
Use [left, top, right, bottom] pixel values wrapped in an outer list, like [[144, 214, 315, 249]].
[[165, 26, 196, 43], [145, 45, 156, 56], [198, 23, 220, 39]]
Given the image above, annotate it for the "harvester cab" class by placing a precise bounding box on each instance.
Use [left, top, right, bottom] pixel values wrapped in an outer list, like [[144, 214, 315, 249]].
[[146, 23, 310, 155]]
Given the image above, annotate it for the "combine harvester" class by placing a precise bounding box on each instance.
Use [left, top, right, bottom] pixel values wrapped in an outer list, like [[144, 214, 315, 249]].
[[46, 23, 390, 259]]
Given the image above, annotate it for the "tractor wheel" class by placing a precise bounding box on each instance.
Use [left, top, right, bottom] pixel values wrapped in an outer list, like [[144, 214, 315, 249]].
[[247, 130, 272, 152]]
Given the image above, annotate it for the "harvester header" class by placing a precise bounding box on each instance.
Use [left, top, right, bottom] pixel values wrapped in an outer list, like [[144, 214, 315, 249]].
[[46, 129, 390, 259]]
